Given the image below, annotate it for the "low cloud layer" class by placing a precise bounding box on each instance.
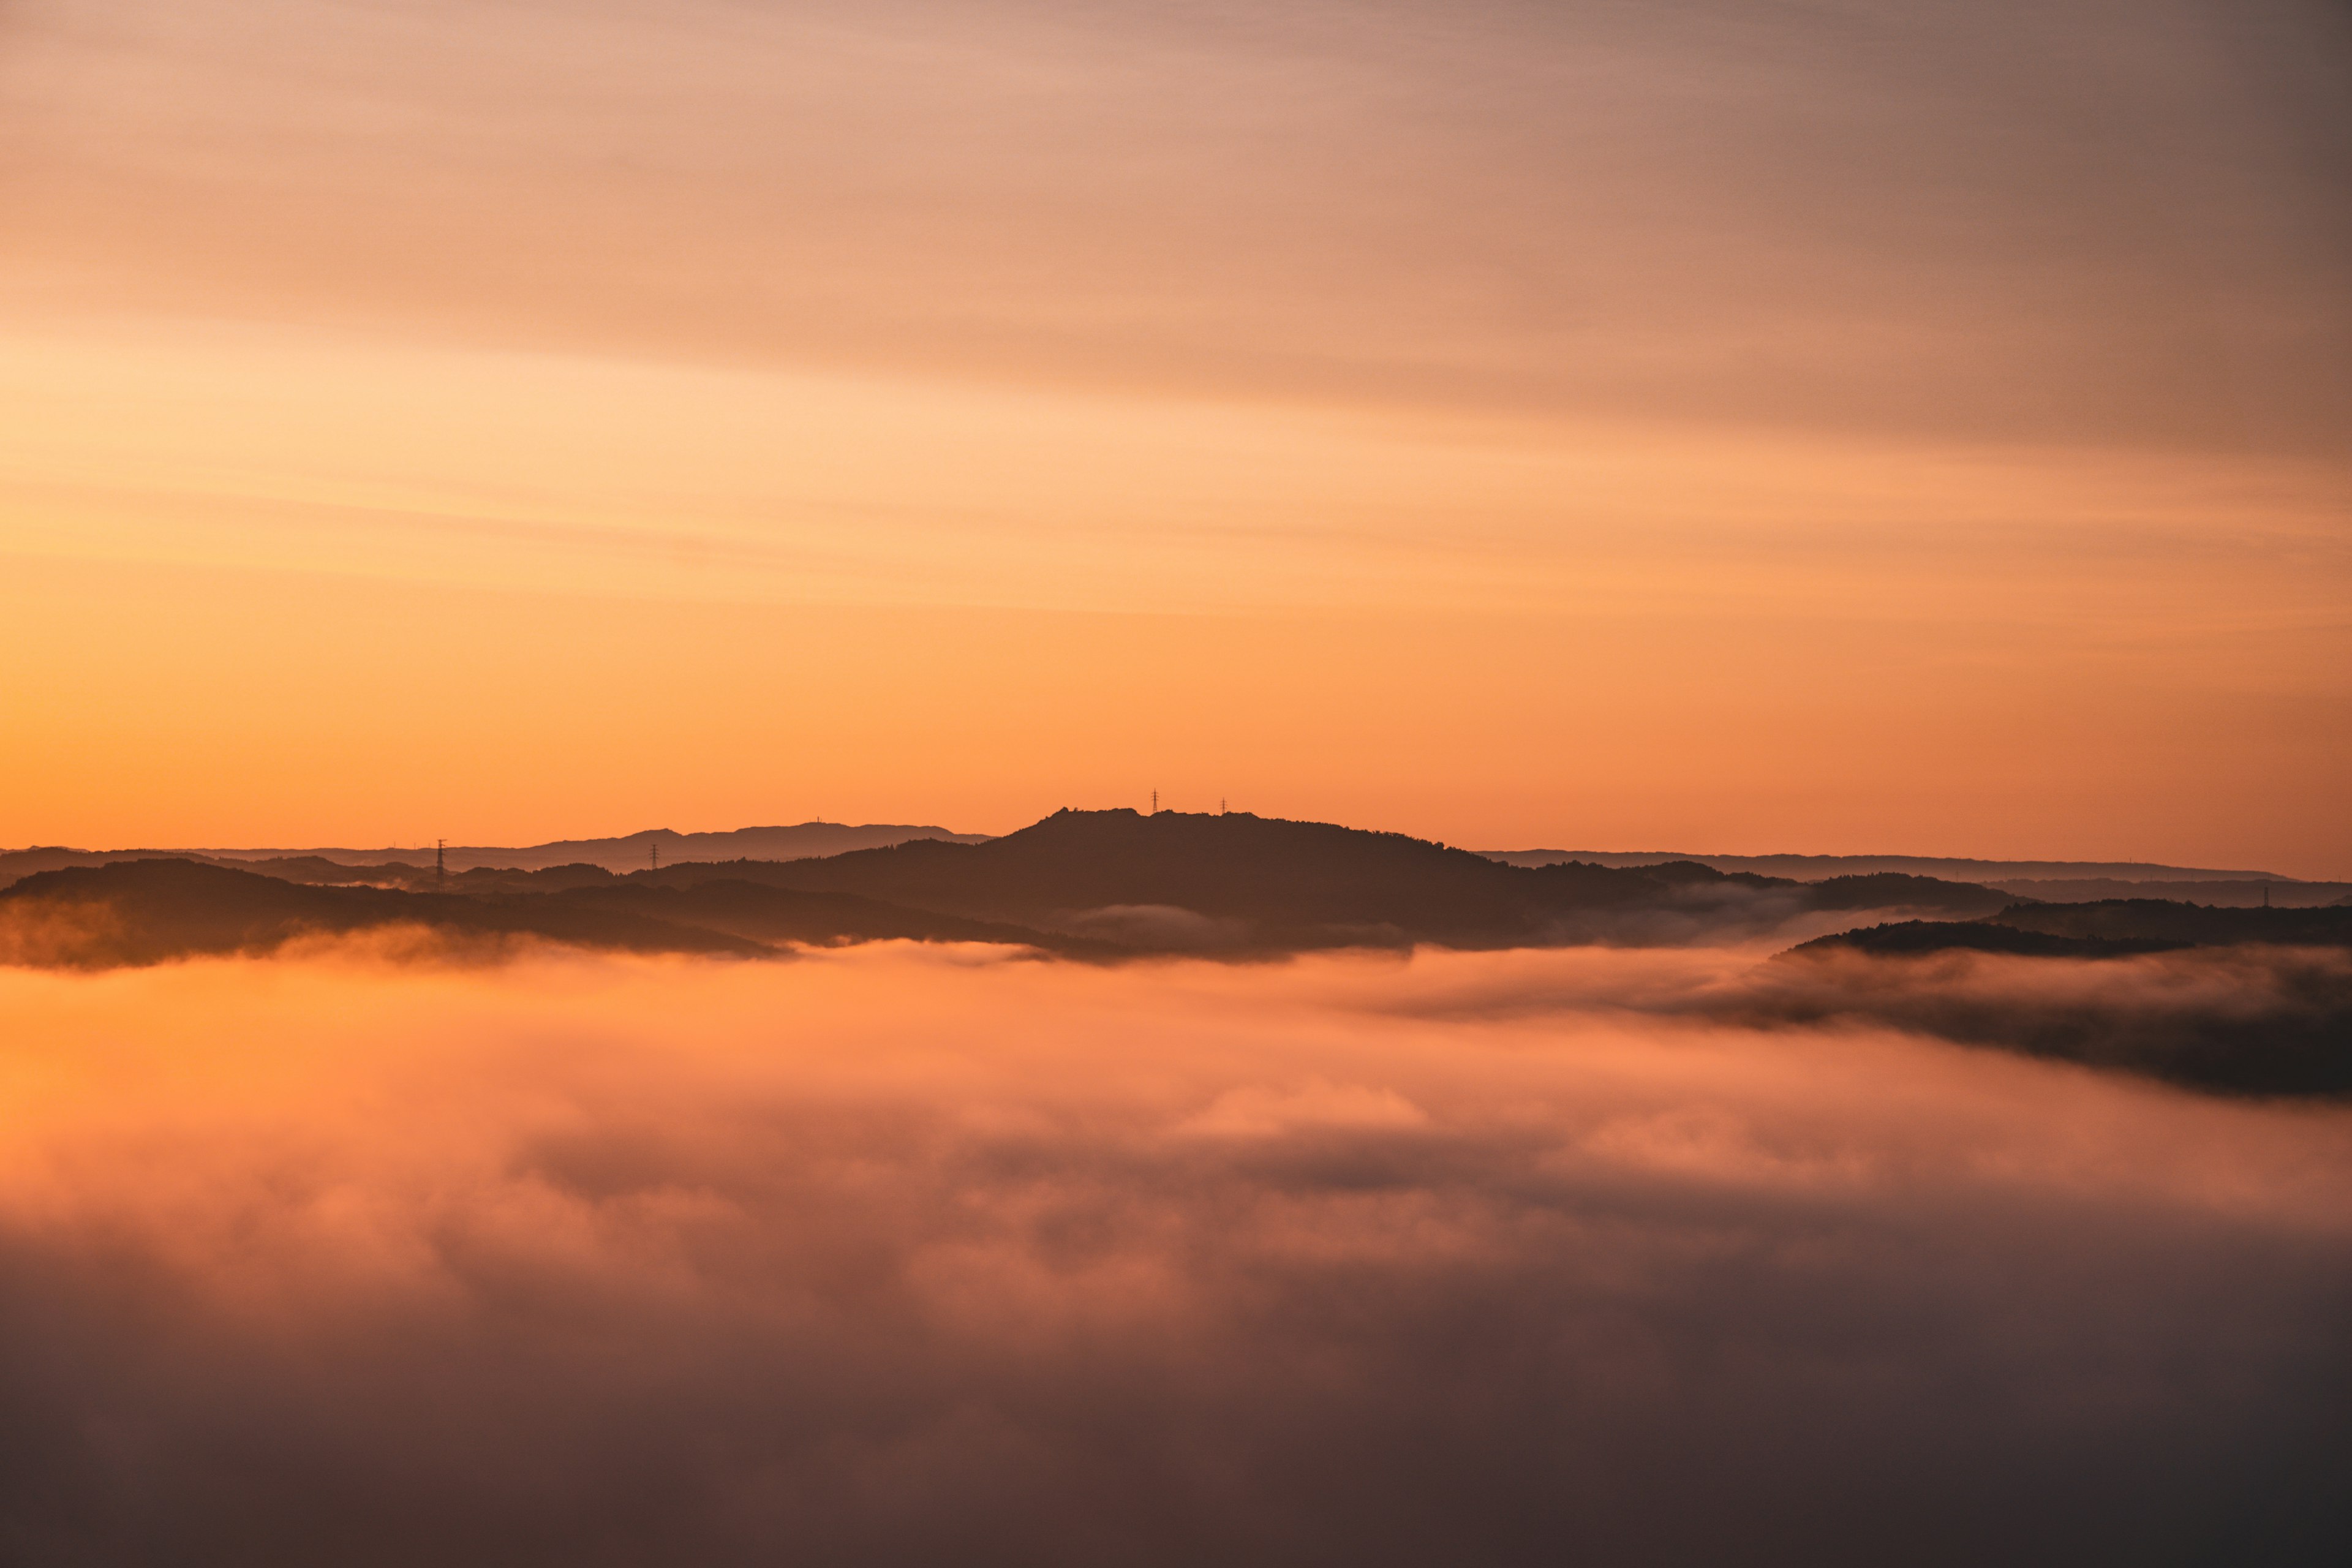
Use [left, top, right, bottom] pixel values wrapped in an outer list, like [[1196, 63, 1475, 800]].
[[1, 943, 2346, 1565], [1368, 940, 2352, 1095]]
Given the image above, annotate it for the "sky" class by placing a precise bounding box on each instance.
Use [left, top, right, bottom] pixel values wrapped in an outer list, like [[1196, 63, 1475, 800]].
[[2, 0, 2347, 871]]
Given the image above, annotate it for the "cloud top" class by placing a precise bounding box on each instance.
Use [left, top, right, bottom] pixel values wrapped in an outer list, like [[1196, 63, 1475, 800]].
[[0, 943, 2345, 1563]]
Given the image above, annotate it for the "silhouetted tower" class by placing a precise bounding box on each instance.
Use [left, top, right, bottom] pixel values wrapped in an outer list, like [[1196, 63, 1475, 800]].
[[1220, 797, 1227, 815], [1151, 790, 1158, 815], [435, 839, 447, 888], [651, 840, 660, 872]]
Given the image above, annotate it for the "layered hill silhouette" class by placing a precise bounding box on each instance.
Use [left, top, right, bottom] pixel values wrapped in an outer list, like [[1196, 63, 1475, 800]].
[[1485, 848, 2292, 882], [1986, 877, 2352, 909], [4, 809, 2027, 968], [0, 821, 989, 888], [0, 859, 1100, 968], [9, 808, 2337, 974], [0, 860, 764, 968], [1793, 900, 2352, 961], [9, 813, 2345, 1096], [615, 809, 2025, 948]]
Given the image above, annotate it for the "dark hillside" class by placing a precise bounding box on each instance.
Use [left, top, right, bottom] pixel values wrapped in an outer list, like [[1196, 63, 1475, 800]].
[[0, 816, 2046, 969], [0, 846, 218, 891], [638, 809, 1681, 947], [0, 860, 761, 968], [1807, 873, 2022, 917], [630, 809, 2013, 950], [1991, 900, 2352, 948], [1788, 921, 2185, 960], [0, 859, 1104, 970]]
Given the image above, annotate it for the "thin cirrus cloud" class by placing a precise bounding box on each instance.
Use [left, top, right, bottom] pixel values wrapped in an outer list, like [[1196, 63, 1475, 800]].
[[7, 0, 2348, 447]]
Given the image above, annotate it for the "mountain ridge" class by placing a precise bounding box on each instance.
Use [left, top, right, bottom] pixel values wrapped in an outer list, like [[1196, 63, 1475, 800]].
[[1484, 850, 2295, 882], [0, 809, 2027, 965], [614, 809, 2021, 949], [0, 821, 990, 885], [9, 815, 2343, 1098]]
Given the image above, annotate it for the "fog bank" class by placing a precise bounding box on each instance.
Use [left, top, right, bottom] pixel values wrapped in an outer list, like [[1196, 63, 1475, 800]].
[[1, 944, 2346, 1565]]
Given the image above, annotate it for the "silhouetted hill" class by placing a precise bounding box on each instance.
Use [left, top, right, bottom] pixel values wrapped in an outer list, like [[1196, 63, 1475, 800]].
[[1486, 849, 2288, 882], [197, 822, 992, 874], [1804, 873, 2023, 917], [0, 860, 767, 968], [15, 844, 2346, 1096], [231, 859, 627, 894], [0, 846, 228, 889], [1991, 900, 2352, 947], [0, 816, 2144, 970], [1788, 921, 2186, 960], [1794, 901, 2352, 960], [1, 824, 996, 889], [625, 809, 2016, 950], [1988, 878, 2352, 908], [0, 858, 1106, 968]]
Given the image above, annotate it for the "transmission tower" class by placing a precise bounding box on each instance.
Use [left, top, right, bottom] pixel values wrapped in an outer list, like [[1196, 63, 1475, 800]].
[[435, 839, 447, 888]]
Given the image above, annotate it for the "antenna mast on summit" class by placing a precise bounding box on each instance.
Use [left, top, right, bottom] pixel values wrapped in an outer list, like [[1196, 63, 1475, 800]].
[[435, 839, 446, 887], [1151, 790, 1158, 815], [651, 840, 660, 872]]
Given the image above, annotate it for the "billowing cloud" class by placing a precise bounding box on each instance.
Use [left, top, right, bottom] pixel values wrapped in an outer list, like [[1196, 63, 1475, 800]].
[[0, 943, 2345, 1563]]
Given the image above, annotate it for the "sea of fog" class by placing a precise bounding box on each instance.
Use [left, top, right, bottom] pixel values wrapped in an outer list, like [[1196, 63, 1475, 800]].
[[1, 940, 2346, 1566]]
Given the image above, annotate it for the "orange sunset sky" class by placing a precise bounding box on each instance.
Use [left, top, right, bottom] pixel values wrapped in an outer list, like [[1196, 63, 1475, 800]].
[[2, 0, 2346, 873]]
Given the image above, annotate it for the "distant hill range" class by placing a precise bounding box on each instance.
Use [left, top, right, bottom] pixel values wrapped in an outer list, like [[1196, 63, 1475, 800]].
[[609, 810, 2027, 951], [1482, 851, 2350, 907], [1485, 849, 2286, 881], [8, 813, 2342, 959], [2, 808, 2021, 967], [13, 830, 2337, 904], [0, 821, 990, 886], [10, 810, 2346, 1098], [1978, 878, 2351, 908], [200, 821, 995, 872], [1793, 900, 2352, 961], [0, 858, 1107, 970]]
